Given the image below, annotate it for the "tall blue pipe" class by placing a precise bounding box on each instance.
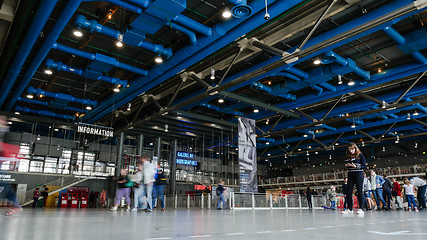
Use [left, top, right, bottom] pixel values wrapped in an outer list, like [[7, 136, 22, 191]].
[[75, 15, 173, 58], [4, 0, 83, 111], [27, 87, 98, 106], [15, 106, 75, 120], [0, 0, 58, 108], [52, 43, 148, 76], [45, 59, 128, 86], [383, 26, 427, 64], [169, 22, 197, 45]]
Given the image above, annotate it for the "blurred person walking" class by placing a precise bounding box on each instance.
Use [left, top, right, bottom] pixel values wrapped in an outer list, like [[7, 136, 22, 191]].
[[110, 169, 133, 211], [216, 180, 225, 210], [370, 169, 387, 210], [33, 188, 40, 208], [141, 158, 156, 212], [131, 165, 144, 211]]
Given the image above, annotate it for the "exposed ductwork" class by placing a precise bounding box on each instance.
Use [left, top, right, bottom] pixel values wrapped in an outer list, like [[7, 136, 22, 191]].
[[200, 103, 244, 116], [27, 87, 98, 106], [45, 59, 128, 86], [251, 82, 296, 100], [228, 0, 253, 18], [15, 106, 75, 120], [17, 97, 89, 113], [321, 51, 371, 79]]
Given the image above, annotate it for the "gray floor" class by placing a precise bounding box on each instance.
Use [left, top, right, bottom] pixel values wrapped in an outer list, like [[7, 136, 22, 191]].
[[1, 208, 426, 240]]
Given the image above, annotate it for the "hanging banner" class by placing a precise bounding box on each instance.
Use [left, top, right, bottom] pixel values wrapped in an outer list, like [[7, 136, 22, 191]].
[[238, 117, 257, 193], [77, 123, 114, 137]]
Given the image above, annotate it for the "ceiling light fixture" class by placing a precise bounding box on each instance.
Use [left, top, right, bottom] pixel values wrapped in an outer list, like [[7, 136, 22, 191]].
[[27, 94, 33, 99], [395, 135, 399, 144], [313, 58, 321, 65], [15, 112, 20, 115], [127, 103, 131, 111], [73, 29, 83, 37], [39, 94, 44, 98], [253, 109, 259, 113], [86, 106, 92, 110], [113, 86, 120, 92], [337, 75, 342, 85], [116, 41, 123, 47], [382, 101, 386, 109], [165, 124, 168, 132], [155, 56, 163, 63], [415, 142, 418, 149], [44, 69, 53, 75], [265, 119, 269, 125], [107, 12, 112, 19], [413, 110, 419, 116], [210, 68, 215, 80], [218, 98, 224, 103], [222, 8, 232, 18], [377, 68, 382, 73], [348, 79, 355, 86], [407, 113, 411, 120], [303, 134, 308, 138]]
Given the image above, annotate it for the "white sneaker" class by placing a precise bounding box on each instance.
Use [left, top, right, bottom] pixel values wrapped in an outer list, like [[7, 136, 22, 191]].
[[110, 206, 118, 211], [356, 209, 364, 215], [127, 206, 131, 211], [342, 209, 353, 214], [131, 208, 138, 212]]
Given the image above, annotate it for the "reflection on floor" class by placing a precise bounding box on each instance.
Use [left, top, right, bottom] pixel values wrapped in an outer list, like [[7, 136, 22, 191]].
[[1, 208, 426, 239]]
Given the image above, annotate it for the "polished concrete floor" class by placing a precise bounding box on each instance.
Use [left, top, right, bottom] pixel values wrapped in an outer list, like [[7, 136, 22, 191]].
[[1, 208, 426, 240]]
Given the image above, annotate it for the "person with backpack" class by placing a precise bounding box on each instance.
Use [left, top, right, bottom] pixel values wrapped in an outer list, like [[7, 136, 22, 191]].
[[216, 180, 225, 210]]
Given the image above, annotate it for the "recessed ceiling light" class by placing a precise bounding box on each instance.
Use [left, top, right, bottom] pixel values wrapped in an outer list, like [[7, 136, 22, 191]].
[[27, 94, 33, 99], [73, 30, 83, 37], [218, 98, 224, 103], [253, 109, 259, 113], [116, 41, 123, 47], [155, 56, 163, 63], [313, 58, 321, 65], [86, 106, 92, 110], [44, 69, 53, 75], [222, 8, 232, 18]]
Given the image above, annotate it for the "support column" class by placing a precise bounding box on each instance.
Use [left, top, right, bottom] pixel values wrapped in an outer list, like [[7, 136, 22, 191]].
[[154, 137, 161, 166], [138, 134, 144, 156], [171, 139, 177, 196], [116, 132, 125, 176]]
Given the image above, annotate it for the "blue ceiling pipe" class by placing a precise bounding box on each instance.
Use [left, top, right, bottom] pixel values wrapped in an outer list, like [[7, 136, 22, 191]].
[[178, 1, 422, 114], [321, 50, 370, 80], [15, 106, 75, 120], [383, 26, 427, 65], [83, 0, 300, 121], [74, 15, 173, 58], [251, 82, 296, 100], [0, 0, 58, 108], [45, 59, 128, 86], [263, 114, 425, 150], [126, 0, 150, 8], [17, 97, 89, 113], [52, 43, 148, 76], [228, 0, 253, 18], [169, 22, 197, 45], [262, 82, 427, 133], [200, 103, 244, 116], [27, 87, 98, 106]]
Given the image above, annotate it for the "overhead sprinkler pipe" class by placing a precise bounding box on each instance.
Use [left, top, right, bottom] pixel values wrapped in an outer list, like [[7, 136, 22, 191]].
[[15, 106, 75, 120], [52, 43, 148, 76], [74, 15, 172, 58], [27, 86, 98, 106], [321, 51, 370, 79], [45, 59, 128, 86]]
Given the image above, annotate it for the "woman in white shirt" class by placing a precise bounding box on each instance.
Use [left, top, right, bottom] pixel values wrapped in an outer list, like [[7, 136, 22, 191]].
[[402, 178, 418, 212]]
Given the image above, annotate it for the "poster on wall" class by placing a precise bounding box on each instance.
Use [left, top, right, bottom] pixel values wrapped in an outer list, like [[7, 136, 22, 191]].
[[238, 117, 257, 193]]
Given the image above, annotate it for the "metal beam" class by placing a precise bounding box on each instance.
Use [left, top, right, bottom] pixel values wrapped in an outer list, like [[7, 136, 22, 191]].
[[331, 132, 344, 146], [320, 94, 343, 121], [411, 118, 427, 128], [216, 48, 243, 87], [294, 108, 317, 122], [380, 122, 397, 139], [297, 0, 338, 51], [268, 115, 284, 132], [167, 79, 186, 108], [190, 73, 211, 89], [353, 91, 386, 106], [357, 129, 377, 141], [313, 138, 328, 149], [393, 71, 427, 104], [219, 91, 300, 118]]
